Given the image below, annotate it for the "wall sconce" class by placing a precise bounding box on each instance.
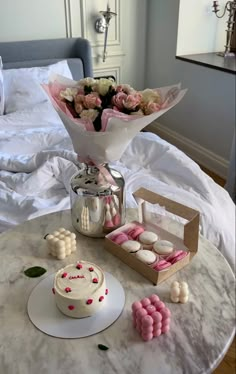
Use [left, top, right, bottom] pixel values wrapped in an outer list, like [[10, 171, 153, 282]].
[[95, 3, 117, 62], [212, 0, 236, 57]]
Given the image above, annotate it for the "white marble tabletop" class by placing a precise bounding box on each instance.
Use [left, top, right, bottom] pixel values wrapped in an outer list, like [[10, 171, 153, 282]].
[[0, 209, 235, 374]]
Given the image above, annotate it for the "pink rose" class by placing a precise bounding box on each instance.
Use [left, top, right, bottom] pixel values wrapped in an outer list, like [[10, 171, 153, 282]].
[[74, 94, 85, 114], [116, 84, 134, 95], [74, 94, 84, 104], [112, 92, 127, 110], [123, 93, 142, 110], [83, 93, 102, 109], [75, 102, 84, 114]]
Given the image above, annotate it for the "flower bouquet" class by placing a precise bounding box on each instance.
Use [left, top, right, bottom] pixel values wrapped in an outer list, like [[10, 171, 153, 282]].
[[43, 75, 187, 237], [43, 75, 187, 165]]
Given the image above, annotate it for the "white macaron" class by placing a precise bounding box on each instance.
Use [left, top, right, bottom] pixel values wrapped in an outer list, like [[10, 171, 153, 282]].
[[138, 231, 158, 249], [153, 240, 174, 256], [135, 249, 157, 265], [121, 240, 141, 253]]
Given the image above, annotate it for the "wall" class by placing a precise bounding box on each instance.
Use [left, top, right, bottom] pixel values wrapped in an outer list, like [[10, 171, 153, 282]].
[[0, 0, 147, 89], [145, 0, 235, 178], [79, 0, 147, 88], [0, 0, 72, 41], [0, 0, 234, 178], [177, 0, 228, 55]]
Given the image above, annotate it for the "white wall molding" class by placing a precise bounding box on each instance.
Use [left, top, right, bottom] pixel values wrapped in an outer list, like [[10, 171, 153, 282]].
[[80, 0, 121, 47], [0, 0, 147, 94], [93, 65, 121, 82], [92, 50, 125, 58], [69, 0, 82, 37], [0, 0, 68, 42], [146, 121, 229, 179]]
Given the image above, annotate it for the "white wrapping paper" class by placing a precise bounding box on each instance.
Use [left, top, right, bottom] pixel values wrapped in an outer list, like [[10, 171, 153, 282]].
[[44, 75, 187, 164]]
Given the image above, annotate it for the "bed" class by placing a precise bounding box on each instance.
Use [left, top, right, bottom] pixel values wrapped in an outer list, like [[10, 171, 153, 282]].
[[0, 37, 235, 270]]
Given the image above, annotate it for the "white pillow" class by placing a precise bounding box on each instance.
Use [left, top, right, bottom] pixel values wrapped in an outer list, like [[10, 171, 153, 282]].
[[3, 60, 73, 114], [0, 57, 4, 115]]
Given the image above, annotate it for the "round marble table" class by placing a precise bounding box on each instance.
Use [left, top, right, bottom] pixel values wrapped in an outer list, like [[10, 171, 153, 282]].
[[0, 209, 235, 374]]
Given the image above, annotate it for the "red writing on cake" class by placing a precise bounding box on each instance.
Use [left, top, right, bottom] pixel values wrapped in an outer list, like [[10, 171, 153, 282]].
[[69, 275, 85, 280]]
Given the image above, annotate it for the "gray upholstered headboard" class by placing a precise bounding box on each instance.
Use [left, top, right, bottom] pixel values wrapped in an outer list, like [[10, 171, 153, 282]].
[[0, 37, 93, 80]]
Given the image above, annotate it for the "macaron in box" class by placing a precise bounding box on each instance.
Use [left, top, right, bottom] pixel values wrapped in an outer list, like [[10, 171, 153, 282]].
[[104, 187, 199, 286], [108, 224, 188, 271]]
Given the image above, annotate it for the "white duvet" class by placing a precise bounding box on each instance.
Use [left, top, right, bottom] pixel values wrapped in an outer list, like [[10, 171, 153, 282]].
[[0, 102, 235, 270]]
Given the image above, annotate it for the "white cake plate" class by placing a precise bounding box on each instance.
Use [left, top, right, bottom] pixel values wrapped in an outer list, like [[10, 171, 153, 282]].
[[27, 272, 125, 339]]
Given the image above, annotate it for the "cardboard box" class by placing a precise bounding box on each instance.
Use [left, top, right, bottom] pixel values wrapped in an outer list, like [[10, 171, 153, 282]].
[[104, 188, 200, 285]]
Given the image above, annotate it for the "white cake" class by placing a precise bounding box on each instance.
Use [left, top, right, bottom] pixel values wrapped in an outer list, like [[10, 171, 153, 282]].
[[53, 260, 107, 318]]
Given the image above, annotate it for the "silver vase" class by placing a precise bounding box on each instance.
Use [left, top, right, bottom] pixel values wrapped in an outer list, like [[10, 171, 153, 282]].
[[70, 164, 125, 237]]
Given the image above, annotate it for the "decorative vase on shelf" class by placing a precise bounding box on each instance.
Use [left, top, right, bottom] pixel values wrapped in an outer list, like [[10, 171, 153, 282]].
[[70, 164, 125, 238]]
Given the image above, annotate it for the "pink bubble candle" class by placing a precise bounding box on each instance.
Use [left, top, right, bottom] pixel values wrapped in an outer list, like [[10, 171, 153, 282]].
[[131, 294, 171, 341]]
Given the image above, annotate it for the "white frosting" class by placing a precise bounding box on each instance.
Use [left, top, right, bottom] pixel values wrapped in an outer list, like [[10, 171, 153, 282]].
[[54, 260, 107, 318]]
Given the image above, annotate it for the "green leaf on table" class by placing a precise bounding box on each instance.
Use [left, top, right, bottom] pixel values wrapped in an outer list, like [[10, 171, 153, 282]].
[[24, 266, 47, 278], [98, 344, 109, 351]]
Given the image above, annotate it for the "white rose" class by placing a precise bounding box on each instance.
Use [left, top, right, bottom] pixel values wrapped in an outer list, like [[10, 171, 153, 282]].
[[95, 78, 113, 96], [140, 89, 161, 104], [60, 88, 78, 102], [78, 77, 97, 87], [80, 109, 99, 122]]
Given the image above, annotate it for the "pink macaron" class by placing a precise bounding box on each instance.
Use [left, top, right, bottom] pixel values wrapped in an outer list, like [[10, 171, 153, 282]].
[[171, 251, 188, 264], [153, 259, 172, 272], [111, 232, 129, 245], [165, 250, 188, 264], [126, 225, 145, 240]]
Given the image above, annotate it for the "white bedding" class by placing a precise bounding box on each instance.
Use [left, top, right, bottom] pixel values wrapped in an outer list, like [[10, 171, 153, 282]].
[[0, 102, 235, 270]]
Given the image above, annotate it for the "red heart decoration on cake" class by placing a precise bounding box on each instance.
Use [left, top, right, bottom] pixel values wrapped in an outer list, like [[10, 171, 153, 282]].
[[76, 263, 83, 269], [68, 305, 75, 310], [105, 288, 109, 295], [52, 287, 55, 294], [89, 267, 94, 272], [92, 278, 98, 283], [65, 287, 72, 293], [99, 296, 104, 302], [61, 272, 67, 278], [86, 299, 93, 305]]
